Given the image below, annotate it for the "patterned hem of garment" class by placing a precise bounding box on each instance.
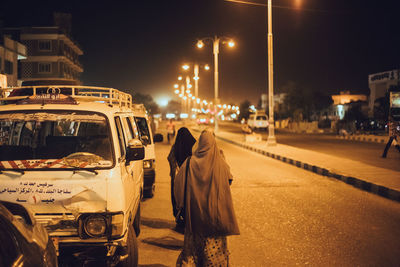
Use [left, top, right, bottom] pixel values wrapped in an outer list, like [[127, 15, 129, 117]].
[[177, 232, 229, 267]]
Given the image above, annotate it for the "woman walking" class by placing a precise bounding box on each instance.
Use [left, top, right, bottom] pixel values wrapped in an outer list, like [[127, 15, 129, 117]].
[[167, 127, 196, 221], [174, 129, 239, 266], [166, 119, 176, 144]]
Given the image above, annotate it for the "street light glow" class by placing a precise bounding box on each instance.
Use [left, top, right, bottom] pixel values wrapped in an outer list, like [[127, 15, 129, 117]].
[[174, 83, 179, 88], [174, 89, 180, 94], [228, 40, 235, 47], [204, 64, 210, 70], [182, 64, 190, 70], [197, 40, 204, 48], [178, 76, 183, 81]]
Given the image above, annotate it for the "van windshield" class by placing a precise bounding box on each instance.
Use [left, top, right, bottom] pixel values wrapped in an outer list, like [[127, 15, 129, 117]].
[[0, 111, 113, 170], [256, 116, 267, 120]]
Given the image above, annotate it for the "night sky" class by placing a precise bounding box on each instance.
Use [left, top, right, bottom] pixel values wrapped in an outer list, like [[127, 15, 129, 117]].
[[2, 0, 399, 106]]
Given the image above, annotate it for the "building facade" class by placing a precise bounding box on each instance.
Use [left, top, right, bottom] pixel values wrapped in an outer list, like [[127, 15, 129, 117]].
[[5, 13, 84, 85], [368, 69, 400, 117], [331, 91, 367, 120], [0, 26, 27, 87], [19, 26, 83, 84]]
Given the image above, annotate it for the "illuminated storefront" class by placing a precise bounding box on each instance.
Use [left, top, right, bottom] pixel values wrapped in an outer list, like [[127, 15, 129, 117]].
[[368, 69, 400, 117]]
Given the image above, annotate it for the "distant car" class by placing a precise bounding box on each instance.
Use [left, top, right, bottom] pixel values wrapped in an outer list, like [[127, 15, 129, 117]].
[[0, 201, 58, 267], [197, 114, 214, 125], [247, 112, 269, 130]]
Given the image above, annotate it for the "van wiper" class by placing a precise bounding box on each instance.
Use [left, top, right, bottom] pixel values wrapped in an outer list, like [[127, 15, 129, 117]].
[[73, 169, 98, 175], [0, 169, 25, 175]]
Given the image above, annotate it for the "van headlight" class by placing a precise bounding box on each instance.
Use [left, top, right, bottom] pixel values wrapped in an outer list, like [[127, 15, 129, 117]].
[[84, 215, 107, 237], [79, 213, 125, 239], [143, 159, 152, 169]]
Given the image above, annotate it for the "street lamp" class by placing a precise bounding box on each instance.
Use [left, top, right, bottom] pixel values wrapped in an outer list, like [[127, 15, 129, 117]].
[[224, 0, 278, 145], [197, 36, 235, 132], [266, 0, 276, 146], [182, 62, 210, 112]]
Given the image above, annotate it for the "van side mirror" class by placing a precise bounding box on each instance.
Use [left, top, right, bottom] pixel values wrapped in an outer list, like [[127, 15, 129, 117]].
[[126, 139, 145, 162], [153, 133, 163, 143]]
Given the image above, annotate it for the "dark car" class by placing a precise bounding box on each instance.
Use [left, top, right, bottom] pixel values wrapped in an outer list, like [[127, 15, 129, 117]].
[[0, 201, 58, 267]]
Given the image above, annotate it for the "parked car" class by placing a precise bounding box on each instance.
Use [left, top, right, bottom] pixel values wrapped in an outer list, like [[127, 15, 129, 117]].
[[247, 111, 269, 130], [0, 201, 58, 267], [132, 104, 163, 198], [0, 85, 145, 266], [355, 119, 386, 134]]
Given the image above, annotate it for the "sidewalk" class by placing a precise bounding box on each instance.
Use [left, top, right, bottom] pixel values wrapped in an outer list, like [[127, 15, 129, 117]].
[[205, 129, 400, 203]]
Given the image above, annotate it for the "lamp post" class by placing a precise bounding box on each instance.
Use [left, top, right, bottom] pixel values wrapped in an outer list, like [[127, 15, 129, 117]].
[[266, 0, 276, 146], [197, 36, 234, 132], [182, 63, 209, 112], [224, 0, 279, 144]]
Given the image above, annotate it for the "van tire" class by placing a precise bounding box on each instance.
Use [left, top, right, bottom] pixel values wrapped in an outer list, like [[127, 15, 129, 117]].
[[120, 225, 138, 267], [133, 204, 141, 237]]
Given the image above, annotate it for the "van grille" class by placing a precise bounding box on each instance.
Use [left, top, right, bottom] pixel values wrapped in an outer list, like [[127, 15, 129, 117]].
[[35, 213, 78, 236]]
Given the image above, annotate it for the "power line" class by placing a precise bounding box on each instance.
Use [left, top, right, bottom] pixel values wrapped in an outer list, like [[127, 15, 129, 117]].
[[224, 0, 340, 14]]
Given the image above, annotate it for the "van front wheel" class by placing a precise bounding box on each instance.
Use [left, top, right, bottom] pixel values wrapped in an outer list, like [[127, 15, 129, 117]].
[[119, 225, 138, 267], [133, 204, 141, 237]]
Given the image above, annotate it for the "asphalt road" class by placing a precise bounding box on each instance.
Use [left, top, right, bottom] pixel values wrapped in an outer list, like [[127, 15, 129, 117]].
[[218, 122, 400, 172], [137, 129, 400, 266]]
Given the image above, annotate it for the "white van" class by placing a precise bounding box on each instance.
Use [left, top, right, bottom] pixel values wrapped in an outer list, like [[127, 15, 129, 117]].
[[132, 104, 162, 198], [0, 85, 144, 266], [247, 111, 269, 130]]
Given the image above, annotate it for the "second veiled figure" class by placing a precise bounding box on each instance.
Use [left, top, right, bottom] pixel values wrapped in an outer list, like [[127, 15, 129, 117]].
[[167, 127, 196, 222], [174, 129, 240, 267]]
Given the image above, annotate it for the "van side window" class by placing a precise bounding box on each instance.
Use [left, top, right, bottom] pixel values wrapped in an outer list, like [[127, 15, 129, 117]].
[[114, 117, 126, 158], [124, 117, 136, 140], [134, 117, 151, 144]]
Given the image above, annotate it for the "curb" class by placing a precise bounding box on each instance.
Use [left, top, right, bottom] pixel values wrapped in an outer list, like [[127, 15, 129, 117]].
[[212, 132, 400, 203], [336, 135, 387, 144]]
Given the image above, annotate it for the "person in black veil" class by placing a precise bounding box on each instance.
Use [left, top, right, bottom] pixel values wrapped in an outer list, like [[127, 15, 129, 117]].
[[167, 127, 196, 224]]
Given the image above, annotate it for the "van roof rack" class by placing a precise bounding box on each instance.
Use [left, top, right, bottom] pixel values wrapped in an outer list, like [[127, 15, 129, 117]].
[[0, 85, 132, 108]]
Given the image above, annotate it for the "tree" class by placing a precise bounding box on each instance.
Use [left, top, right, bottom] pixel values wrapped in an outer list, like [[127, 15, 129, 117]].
[[239, 100, 251, 121], [282, 82, 333, 121], [132, 93, 160, 114], [165, 100, 181, 114], [344, 101, 367, 122]]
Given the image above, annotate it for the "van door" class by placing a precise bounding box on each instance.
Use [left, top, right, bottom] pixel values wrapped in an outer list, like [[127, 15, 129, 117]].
[[114, 117, 138, 219], [122, 116, 143, 195], [133, 116, 154, 161]]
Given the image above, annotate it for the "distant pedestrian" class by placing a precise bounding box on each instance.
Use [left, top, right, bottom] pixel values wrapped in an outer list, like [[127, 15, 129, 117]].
[[167, 119, 176, 144], [174, 129, 239, 266], [382, 116, 400, 158], [167, 127, 196, 223]]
